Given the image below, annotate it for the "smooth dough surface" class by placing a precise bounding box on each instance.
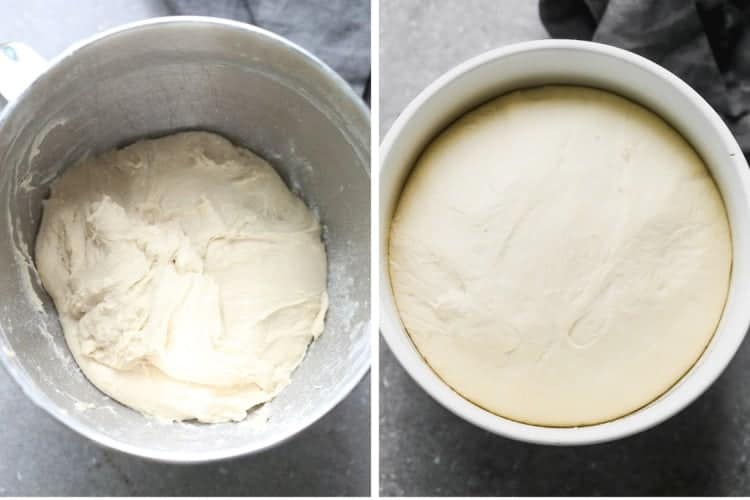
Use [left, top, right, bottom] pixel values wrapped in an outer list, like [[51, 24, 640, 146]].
[[36, 131, 328, 423], [389, 86, 732, 427]]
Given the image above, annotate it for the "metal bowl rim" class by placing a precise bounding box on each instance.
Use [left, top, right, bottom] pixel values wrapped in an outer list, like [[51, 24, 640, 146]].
[[0, 15, 371, 463]]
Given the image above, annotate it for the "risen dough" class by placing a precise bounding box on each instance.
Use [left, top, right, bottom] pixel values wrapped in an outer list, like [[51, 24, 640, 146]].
[[36, 132, 328, 423], [389, 86, 732, 426]]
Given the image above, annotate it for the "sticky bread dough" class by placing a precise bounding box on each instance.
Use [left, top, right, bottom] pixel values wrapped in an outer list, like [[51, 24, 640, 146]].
[[389, 86, 732, 427], [35, 131, 328, 423]]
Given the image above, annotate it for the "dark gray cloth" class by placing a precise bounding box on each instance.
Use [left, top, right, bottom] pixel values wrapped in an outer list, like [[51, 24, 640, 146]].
[[539, 0, 750, 160], [164, 0, 370, 100]]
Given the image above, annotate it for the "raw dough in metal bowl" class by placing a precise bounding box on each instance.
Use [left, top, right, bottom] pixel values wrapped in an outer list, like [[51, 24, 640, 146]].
[[389, 86, 732, 427], [36, 131, 328, 423]]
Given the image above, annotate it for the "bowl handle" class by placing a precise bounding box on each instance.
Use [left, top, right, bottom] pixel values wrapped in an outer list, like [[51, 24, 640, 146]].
[[0, 42, 46, 104]]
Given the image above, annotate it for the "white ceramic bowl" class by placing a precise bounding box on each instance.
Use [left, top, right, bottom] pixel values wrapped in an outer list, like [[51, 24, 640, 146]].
[[380, 39, 750, 445]]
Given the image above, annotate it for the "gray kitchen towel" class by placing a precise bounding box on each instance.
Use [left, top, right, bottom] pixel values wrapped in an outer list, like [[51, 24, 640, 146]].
[[539, 0, 750, 160], [164, 0, 370, 100]]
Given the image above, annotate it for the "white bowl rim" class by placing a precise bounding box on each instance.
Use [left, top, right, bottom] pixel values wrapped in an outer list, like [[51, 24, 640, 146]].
[[379, 39, 750, 446]]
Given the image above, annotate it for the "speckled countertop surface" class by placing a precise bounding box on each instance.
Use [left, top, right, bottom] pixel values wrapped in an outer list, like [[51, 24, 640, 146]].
[[379, 0, 750, 496], [0, 0, 369, 495]]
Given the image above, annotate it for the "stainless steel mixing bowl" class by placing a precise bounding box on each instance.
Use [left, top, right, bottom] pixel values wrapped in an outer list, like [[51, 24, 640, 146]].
[[0, 17, 370, 462]]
